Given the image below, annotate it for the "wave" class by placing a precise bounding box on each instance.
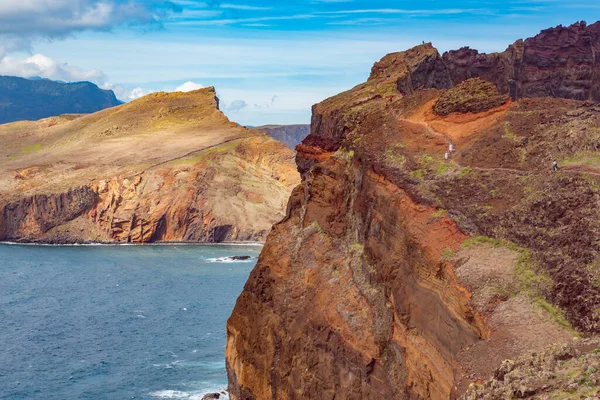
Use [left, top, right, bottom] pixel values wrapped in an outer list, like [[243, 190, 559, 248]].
[[150, 389, 229, 400], [206, 257, 255, 263], [0, 241, 264, 247], [0, 241, 107, 247]]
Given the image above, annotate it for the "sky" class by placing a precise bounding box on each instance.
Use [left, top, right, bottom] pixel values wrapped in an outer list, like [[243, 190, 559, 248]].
[[1, 1, 600, 125]]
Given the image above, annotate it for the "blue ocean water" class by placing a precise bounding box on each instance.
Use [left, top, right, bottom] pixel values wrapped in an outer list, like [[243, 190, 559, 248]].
[[0, 243, 261, 400]]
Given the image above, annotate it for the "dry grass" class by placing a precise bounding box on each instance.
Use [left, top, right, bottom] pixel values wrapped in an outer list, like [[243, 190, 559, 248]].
[[0, 87, 255, 200]]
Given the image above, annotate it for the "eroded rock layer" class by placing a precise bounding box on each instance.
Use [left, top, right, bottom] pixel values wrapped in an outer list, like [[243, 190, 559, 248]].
[[443, 21, 600, 101], [227, 24, 600, 399], [0, 88, 300, 243]]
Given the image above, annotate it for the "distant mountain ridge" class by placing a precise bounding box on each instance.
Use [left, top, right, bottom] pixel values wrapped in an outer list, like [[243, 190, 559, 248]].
[[257, 124, 310, 149], [0, 76, 121, 124]]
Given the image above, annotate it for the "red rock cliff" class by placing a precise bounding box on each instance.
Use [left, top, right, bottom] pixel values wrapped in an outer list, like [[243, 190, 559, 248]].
[[227, 26, 600, 399], [443, 21, 600, 101]]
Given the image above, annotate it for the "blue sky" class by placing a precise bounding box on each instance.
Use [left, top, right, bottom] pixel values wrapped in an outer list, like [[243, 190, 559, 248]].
[[1, 0, 600, 125]]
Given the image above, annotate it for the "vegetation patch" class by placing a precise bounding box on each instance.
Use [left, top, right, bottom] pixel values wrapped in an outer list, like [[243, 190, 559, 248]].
[[433, 78, 509, 116], [562, 151, 600, 169], [21, 143, 42, 153], [417, 153, 454, 175], [431, 209, 448, 219], [535, 297, 575, 332], [384, 143, 407, 167], [310, 221, 327, 238], [409, 169, 426, 181], [350, 242, 364, 254], [334, 148, 354, 163], [462, 236, 574, 332], [441, 247, 454, 261], [458, 167, 472, 178], [503, 121, 518, 141]]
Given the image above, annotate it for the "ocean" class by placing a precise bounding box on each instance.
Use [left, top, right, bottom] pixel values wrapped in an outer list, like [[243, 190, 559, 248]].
[[0, 243, 261, 400]]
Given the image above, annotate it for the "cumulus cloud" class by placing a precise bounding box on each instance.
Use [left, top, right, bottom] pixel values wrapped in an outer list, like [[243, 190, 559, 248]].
[[0, 53, 106, 83], [128, 87, 152, 99], [0, 0, 180, 81], [225, 99, 248, 111], [101, 83, 153, 101], [0, 0, 180, 37], [175, 81, 205, 92]]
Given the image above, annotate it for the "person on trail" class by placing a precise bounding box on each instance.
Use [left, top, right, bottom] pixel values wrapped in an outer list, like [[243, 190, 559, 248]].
[[444, 152, 449, 160], [449, 143, 454, 153], [553, 160, 559, 172]]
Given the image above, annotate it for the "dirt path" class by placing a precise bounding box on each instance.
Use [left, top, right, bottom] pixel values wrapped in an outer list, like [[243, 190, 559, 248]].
[[470, 166, 530, 175], [396, 113, 600, 178], [403, 118, 455, 147], [128, 134, 263, 179]]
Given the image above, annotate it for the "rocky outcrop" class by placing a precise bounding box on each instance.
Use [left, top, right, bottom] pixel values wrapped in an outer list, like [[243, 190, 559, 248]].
[[0, 88, 300, 243], [462, 338, 600, 399], [444, 21, 600, 101], [433, 78, 510, 116], [442, 41, 524, 100], [0, 186, 98, 240], [227, 26, 600, 399], [369, 43, 453, 95]]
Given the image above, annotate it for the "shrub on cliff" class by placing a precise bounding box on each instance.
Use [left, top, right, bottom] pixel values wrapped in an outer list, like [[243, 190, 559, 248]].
[[433, 78, 509, 116]]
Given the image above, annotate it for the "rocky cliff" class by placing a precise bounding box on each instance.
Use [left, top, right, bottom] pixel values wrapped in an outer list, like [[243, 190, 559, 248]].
[[0, 87, 299, 243], [227, 22, 600, 399], [443, 21, 600, 101]]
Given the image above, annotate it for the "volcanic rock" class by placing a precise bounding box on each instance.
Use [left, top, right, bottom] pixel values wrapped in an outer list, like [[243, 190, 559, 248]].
[[227, 21, 600, 400], [433, 78, 510, 116], [443, 21, 600, 101]]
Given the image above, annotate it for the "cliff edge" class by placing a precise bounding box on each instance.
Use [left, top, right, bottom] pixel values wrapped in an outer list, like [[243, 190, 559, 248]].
[[227, 22, 600, 399], [0, 87, 300, 243]]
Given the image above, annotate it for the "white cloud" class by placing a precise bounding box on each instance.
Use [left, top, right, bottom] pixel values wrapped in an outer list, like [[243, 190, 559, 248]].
[[100, 83, 154, 101], [225, 99, 248, 111], [0, 0, 180, 70], [128, 87, 151, 100], [0, 53, 106, 83], [173, 13, 315, 26], [175, 81, 205, 92], [0, 1, 178, 36]]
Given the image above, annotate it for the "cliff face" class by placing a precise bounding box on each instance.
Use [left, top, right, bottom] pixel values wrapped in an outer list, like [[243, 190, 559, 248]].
[[0, 88, 299, 243], [227, 24, 600, 399], [443, 21, 600, 101]]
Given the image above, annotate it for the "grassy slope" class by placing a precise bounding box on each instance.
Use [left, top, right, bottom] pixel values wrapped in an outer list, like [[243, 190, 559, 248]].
[[0, 88, 256, 202]]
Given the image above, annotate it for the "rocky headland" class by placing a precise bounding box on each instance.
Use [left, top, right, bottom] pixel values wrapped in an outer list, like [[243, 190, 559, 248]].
[[0, 87, 300, 243], [226, 21, 600, 399]]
